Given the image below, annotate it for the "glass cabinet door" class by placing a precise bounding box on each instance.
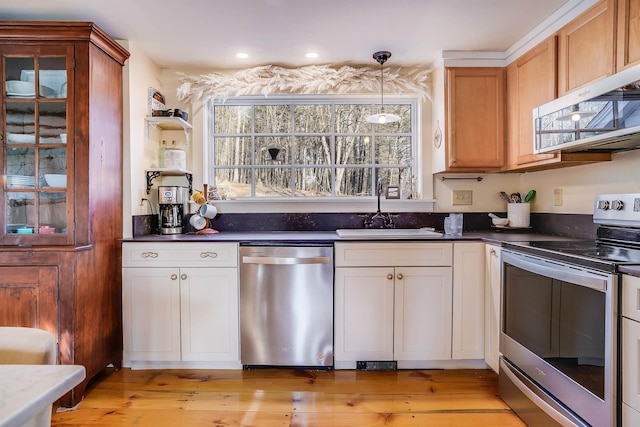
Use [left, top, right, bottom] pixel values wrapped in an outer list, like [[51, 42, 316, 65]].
[[2, 47, 72, 244]]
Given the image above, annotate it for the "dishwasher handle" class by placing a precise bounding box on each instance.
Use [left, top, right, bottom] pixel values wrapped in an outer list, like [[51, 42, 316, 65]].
[[242, 256, 331, 265]]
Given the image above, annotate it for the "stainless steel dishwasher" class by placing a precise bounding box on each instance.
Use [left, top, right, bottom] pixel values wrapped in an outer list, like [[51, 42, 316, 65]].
[[239, 244, 334, 368]]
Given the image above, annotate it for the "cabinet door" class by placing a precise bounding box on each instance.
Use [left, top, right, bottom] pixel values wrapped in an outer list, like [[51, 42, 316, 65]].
[[122, 267, 181, 362], [334, 267, 394, 363], [484, 244, 501, 372], [623, 318, 640, 413], [452, 242, 485, 359], [1, 45, 74, 245], [618, 0, 640, 70], [506, 37, 558, 168], [558, 0, 616, 95], [180, 267, 239, 362], [0, 266, 58, 338], [394, 267, 452, 361], [445, 67, 505, 170]]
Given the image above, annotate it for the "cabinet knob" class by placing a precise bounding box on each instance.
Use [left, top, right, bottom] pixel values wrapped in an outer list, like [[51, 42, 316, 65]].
[[387, 273, 393, 280], [171, 274, 178, 280], [451, 157, 457, 163], [396, 273, 404, 280], [490, 249, 497, 256], [200, 252, 218, 258], [141, 251, 159, 258], [181, 273, 187, 280]]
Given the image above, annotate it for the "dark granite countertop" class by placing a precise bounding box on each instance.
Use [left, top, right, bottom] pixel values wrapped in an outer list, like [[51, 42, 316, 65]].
[[121, 230, 580, 245], [620, 265, 640, 277]]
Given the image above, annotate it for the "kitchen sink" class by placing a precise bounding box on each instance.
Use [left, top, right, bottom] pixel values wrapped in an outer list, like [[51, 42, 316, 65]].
[[335, 228, 443, 239]]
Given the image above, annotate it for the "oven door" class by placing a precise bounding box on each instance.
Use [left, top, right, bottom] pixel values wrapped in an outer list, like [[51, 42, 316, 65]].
[[500, 249, 617, 427]]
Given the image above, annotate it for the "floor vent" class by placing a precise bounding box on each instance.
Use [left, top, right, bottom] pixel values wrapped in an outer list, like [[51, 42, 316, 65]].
[[356, 361, 397, 371]]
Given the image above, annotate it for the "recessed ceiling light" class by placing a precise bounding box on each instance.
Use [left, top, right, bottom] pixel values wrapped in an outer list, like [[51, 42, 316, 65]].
[[305, 52, 319, 59], [236, 52, 249, 59]]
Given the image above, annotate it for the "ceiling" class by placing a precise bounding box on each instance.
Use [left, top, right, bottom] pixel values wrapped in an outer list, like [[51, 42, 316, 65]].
[[1, 0, 576, 70]]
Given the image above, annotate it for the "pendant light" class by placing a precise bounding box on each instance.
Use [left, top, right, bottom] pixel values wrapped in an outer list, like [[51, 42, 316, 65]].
[[366, 51, 400, 124]]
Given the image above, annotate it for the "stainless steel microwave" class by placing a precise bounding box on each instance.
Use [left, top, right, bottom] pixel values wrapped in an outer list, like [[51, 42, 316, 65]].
[[533, 63, 640, 154]]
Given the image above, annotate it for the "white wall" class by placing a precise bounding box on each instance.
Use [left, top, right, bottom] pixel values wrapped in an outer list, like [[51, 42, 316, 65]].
[[120, 41, 164, 238]]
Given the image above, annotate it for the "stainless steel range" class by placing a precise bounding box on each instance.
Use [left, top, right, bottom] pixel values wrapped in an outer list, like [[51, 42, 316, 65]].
[[500, 193, 640, 427]]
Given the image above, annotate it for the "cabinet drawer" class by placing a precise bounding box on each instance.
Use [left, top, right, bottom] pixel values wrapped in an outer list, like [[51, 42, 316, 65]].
[[335, 242, 453, 267], [122, 242, 238, 267], [623, 275, 640, 322]]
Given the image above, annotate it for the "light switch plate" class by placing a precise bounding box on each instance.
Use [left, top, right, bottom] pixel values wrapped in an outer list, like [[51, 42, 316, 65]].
[[554, 188, 563, 206], [452, 190, 473, 205]]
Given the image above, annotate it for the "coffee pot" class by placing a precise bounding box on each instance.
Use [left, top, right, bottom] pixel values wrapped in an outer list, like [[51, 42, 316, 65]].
[[158, 186, 187, 234]]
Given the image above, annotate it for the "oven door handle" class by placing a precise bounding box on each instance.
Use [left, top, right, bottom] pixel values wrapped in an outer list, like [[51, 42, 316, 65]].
[[502, 250, 609, 292]]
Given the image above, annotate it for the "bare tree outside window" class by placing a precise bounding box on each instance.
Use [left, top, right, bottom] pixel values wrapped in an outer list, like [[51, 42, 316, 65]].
[[207, 97, 416, 199]]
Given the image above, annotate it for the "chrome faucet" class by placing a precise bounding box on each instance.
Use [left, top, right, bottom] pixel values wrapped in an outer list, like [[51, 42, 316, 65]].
[[363, 177, 395, 228]]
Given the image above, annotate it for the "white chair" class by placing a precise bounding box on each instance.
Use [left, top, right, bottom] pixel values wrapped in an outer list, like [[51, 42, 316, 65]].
[[0, 326, 57, 427]]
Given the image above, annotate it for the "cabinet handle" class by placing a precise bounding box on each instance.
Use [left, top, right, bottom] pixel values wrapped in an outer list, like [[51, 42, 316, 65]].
[[171, 274, 178, 280], [181, 273, 187, 280], [387, 273, 393, 280], [141, 252, 159, 258], [396, 273, 404, 280], [490, 249, 497, 256], [200, 251, 218, 258]]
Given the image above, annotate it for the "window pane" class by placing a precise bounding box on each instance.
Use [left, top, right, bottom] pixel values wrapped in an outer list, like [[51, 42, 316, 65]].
[[39, 147, 66, 182], [335, 167, 371, 196], [294, 104, 331, 133], [6, 147, 35, 181], [255, 105, 291, 133], [294, 167, 332, 196], [255, 168, 292, 196], [37, 57, 67, 99], [39, 102, 66, 142], [335, 104, 371, 133], [295, 136, 331, 165], [7, 192, 35, 233], [375, 136, 412, 165], [255, 137, 290, 165], [336, 136, 370, 165], [6, 102, 35, 143], [372, 104, 412, 133], [213, 168, 252, 199], [39, 192, 66, 233], [214, 105, 251, 134], [213, 137, 251, 166]]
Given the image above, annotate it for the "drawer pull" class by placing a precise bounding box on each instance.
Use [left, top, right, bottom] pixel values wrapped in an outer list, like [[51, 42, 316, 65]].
[[141, 252, 159, 258], [387, 274, 393, 280], [181, 274, 187, 280], [396, 273, 404, 280], [171, 274, 178, 280], [200, 252, 218, 258]]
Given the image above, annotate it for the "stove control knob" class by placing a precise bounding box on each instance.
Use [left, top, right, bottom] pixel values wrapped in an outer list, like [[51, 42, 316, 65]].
[[597, 200, 610, 210], [612, 200, 624, 210]]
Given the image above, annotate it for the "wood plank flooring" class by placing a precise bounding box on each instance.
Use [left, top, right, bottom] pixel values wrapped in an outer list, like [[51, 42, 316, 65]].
[[52, 367, 526, 426]]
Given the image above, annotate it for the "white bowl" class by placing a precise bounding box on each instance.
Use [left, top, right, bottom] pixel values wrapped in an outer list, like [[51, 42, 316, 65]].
[[492, 217, 510, 226], [6, 80, 55, 97], [44, 174, 67, 188]]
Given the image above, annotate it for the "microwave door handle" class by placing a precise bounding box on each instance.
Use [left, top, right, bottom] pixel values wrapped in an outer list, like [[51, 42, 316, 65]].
[[242, 256, 331, 265], [502, 251, 608, 292]]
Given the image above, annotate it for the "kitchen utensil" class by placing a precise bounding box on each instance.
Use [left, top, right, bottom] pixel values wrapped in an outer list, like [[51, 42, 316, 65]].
[[492, 218, 510, 226], [510, 193, 521, 203], [524, 190, 536, 202], [499, 192, 511, 203]]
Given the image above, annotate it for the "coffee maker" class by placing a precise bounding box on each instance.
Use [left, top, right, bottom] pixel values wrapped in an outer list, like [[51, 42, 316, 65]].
[[158, 186, 187, 234]]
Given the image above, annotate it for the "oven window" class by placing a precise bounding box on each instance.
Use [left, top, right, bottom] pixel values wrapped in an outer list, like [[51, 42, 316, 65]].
[[503, 263, 605, 399]]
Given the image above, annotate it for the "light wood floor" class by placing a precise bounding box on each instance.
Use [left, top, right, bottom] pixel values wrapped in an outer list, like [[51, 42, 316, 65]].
[[52, 367, 526, 426]]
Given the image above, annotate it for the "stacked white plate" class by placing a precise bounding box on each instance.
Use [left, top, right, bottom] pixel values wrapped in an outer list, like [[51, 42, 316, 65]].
[[7, 133, 35, 144], [6, 175, 35, 188]]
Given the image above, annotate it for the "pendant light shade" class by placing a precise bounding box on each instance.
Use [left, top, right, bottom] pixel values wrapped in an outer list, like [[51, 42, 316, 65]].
[[366, 51, 400, 124]]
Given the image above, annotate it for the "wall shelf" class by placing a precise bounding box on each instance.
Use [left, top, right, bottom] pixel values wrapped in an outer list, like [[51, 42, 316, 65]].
[[146, 168, 193, 194], [145, 116, 192, 140]]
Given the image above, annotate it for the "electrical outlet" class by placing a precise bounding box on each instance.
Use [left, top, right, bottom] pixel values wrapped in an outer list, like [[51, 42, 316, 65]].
[[554, 188, 563, 206], [452, 190, 472, 205], [138, 189, 147, 206]]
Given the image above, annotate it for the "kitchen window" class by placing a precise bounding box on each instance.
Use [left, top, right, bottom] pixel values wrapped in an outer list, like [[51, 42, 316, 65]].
[[205, 96, 417, 199]]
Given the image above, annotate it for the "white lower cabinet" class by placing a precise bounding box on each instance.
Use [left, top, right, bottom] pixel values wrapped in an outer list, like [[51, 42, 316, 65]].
[[622, 274, 640, 426], [484, 243, 501, 372], [122, 242, 239, 368], [334, 242, 455, 368]]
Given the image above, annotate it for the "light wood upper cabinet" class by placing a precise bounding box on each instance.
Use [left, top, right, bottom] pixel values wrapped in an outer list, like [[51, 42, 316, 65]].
[[444, 67, 505, 171], [618, 0, 640, 70], [558, 0, 617, 95]]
